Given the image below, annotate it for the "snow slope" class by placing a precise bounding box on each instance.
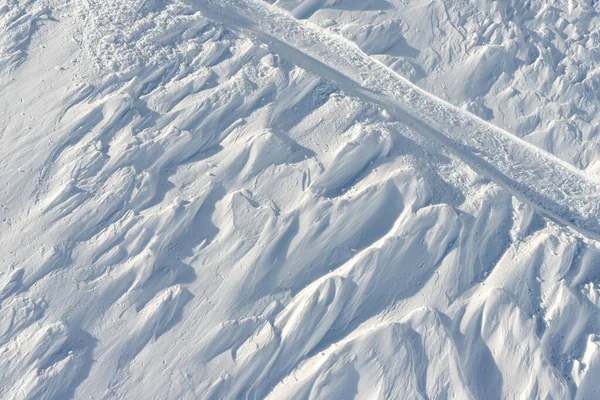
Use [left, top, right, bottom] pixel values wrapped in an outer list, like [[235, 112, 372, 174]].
[[199, 0, 600, 241], [273, 0, 600, 173], [2, 0, 600, 399]]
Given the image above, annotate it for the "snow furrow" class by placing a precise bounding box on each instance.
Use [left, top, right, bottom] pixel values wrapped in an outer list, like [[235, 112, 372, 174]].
[[195, 0, 600, 241]]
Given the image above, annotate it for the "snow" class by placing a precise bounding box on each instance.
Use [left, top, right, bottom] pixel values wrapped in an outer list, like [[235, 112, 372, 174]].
[[2, 0, 600, 398], [275, 0, 600, 171], [200, 0, 600, 242]]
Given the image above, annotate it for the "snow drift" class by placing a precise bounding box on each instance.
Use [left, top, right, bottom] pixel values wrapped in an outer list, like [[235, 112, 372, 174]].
[[2, 0, 600, 399]]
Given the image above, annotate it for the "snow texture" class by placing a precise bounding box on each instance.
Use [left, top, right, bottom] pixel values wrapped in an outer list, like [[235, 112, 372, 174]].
[[2, 0, 600, 399]]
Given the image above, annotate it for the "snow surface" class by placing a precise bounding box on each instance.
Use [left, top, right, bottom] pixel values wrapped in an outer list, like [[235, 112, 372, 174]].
[[2, 0, 600, 399]]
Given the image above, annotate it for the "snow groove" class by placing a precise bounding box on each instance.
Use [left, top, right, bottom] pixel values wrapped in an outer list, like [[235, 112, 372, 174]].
[[196, 0, 600, 241]]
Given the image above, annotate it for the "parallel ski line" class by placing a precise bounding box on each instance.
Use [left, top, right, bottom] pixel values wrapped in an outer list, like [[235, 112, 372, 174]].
[[195, 0, 600, 241]]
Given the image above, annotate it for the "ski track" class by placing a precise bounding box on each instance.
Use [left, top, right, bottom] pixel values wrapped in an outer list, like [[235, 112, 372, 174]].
[[196, 0, 600, 242]]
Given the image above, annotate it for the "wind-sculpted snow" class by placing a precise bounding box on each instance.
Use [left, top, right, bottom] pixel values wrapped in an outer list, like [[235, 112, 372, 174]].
[[275, 0, 600, 174], [0, 0, 53, 70], [200, 0, 600, 241], [2, 0, 600, 399]]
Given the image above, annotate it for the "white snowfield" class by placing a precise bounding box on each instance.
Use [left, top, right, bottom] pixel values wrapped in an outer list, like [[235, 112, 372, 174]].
[[3, 0, 600, 399], [198, 0, 600, 241]]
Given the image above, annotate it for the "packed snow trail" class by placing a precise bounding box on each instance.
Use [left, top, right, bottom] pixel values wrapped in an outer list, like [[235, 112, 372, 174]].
[[195, 0, 600, 241]]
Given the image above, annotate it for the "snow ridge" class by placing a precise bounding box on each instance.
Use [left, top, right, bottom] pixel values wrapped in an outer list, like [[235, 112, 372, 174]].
[[197, 0, 600, 241]]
